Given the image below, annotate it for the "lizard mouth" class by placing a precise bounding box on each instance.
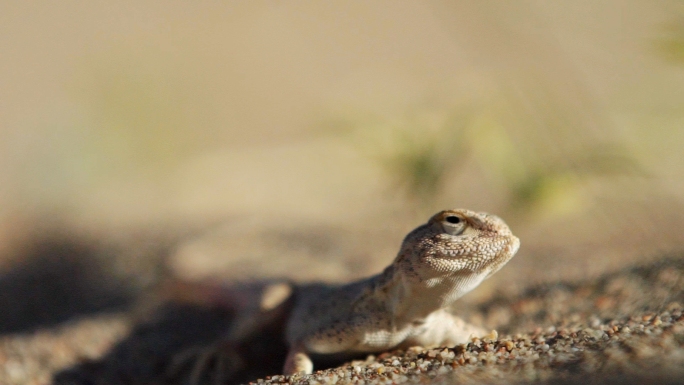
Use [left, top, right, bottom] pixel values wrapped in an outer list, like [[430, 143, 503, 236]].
[[426, 234, 519, 275], [440, 235, 516, 258]]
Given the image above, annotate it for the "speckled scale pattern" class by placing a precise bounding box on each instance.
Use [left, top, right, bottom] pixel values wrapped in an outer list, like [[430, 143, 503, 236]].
[[283, 209, 520, 374]]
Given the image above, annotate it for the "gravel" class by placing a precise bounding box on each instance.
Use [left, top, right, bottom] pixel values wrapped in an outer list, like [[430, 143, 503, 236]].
[[1, 257, 682, 385], [0, 316, 129, 385], [264, 306, 683, 385]]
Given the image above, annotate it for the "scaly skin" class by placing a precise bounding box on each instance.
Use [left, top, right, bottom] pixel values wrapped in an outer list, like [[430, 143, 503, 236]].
[[283, 209, 520, 374]]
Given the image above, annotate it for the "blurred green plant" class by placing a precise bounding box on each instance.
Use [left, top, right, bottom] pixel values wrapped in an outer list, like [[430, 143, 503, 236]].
[[70, 52, 219, 183], [328, 108, 472, 204], [654, 13, 684, 65], [329, 101, 644, 219]]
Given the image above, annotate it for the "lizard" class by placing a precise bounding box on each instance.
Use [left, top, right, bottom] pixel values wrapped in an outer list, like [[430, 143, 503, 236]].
[[168, 208, 520, 379]]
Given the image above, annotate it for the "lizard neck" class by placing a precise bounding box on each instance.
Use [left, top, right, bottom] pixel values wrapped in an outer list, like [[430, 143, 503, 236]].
[[371, 265, 486, 323]]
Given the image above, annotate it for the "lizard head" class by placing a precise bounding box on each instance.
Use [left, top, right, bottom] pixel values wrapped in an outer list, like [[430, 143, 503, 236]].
[[395, 209, 519, 292]]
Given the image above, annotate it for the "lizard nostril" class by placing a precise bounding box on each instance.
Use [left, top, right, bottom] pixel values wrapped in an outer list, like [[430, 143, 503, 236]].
[[445, 216, 461, 224]]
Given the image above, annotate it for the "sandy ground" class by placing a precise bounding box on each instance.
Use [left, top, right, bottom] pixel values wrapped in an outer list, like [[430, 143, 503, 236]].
[[1, 2, 684, 384], [0, 248, 681, 385]]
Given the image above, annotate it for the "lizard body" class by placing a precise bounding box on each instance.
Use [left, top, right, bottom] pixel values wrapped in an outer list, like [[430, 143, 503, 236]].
[[169, 209, 519, 379], [282, 209, 519, 374]]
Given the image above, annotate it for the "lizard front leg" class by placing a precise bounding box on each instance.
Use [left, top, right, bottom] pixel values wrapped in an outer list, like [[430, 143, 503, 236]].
[[405, 309, 487, 348], [283, 342, 313, 375]]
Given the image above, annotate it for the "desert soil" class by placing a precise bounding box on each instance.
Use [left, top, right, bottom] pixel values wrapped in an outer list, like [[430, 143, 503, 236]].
[[0, 255, 681, 385]]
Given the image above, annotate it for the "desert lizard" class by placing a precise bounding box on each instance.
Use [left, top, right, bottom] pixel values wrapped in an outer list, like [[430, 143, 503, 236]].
[[171, 208, 519, 379]]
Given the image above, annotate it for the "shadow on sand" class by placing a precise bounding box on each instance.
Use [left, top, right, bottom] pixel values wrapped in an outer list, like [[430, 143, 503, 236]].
[[0, 236, 135, 335]]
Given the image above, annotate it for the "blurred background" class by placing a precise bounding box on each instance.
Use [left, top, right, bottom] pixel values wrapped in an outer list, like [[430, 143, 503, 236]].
[[1, 0, 684, 336]]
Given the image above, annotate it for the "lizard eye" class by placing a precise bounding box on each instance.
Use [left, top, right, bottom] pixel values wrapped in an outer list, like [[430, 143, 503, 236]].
[[445, 216, 460, 224], [442, 216, 466, 235]]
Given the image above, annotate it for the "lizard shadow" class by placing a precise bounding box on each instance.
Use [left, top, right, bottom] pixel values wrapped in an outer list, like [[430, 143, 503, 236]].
[[53, 301, 285, 385], [0, 235, 135, 335], [53, 280, 354, 385]]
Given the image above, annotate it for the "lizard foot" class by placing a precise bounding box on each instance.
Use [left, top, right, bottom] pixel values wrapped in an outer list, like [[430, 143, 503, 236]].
[[283, 342, 313, 375]]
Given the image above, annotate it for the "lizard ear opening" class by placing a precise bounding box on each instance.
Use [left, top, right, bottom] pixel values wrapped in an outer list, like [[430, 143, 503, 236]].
[[442, 216, 466, 235]]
